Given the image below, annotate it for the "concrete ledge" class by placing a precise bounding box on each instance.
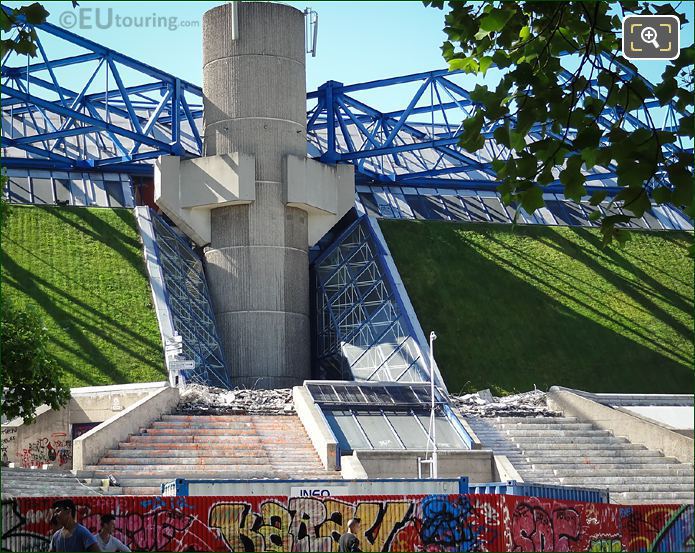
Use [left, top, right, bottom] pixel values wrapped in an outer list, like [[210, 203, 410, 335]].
[[293, 386, 339, 471], [72, 386, 180, 471], [458, 418, 483, 449], [494, 454, 524, 482], [154, 153, 255, 246], [285, 155, 355, 246], [340, 454, 369, 479], [548, 387, 694, 464]]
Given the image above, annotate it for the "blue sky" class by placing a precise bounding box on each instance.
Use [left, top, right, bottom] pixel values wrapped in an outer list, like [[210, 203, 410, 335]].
[[4, 1, 694, 111]]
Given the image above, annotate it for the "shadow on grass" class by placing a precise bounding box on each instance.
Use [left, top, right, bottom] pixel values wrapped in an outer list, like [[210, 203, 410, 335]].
[[381, 220, 693, 395], [41, 206, 145, 272]]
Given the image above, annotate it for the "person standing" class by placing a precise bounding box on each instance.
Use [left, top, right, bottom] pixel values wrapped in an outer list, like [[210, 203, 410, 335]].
[[94, 514, 130, 552], [49, 499, 100, 552], [338, 518, 362, 552]]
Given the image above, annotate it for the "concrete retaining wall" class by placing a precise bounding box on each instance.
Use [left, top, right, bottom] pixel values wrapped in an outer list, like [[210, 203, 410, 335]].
[[548, 387, 694, 464], [353, 449, 495, 483], [1, 382, 167, 470], [72, 386, 180, 471]]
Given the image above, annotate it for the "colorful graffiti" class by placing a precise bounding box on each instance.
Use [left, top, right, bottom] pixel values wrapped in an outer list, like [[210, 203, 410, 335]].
[[1, 495, 693, 552], [19, 433, 72, 468]]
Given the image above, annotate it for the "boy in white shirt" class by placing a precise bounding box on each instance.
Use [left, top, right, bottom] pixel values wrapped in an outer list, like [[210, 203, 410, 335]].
[[93, 514, 130, 552]]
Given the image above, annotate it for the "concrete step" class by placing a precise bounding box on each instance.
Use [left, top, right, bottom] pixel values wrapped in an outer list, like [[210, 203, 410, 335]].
[[140, 428, 310, 437], [492, 425, 613, 438], [127, 435, 303, 443], [163, 415, 298, 422], [519, 446, 663, 459], [485, 417, 579, 424], [117, 441, 316, 450], [98, 457, 323, 468], [107, 449, 318, 459], [519, 443, 648, 452], [612, 491, 695, 504], [546, 466, 694, 477], [528, 456, 680, 465], [86, 467, 335, 477], [512, 436, 629, 445], [559, 475, 695, 485], [119, 487, 162, 495], [150, 421, 307, 430], [494, 423, 596, 431]]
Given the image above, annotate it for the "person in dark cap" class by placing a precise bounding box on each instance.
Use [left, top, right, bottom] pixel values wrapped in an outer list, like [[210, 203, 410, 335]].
[[338, 517, 362, 552], [49, 499, 100, 552]]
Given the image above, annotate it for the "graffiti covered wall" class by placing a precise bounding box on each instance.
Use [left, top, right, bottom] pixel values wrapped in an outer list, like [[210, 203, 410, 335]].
[[2, 495, 693, 552]]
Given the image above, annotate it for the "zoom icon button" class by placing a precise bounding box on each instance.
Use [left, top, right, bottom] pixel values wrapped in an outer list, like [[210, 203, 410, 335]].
[[622, 15, 680, 60]]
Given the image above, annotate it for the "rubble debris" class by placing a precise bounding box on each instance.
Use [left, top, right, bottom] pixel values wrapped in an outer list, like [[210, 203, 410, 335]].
[[178, 384, 294, 415], [451, 389, 559, 418]]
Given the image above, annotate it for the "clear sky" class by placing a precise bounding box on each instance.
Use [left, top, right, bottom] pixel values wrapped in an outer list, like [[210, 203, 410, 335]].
[[4, 1, 694, 110]]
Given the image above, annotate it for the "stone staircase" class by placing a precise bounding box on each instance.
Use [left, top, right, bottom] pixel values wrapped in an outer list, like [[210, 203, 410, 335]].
[[77, 413, 340, 495], [1, 467, 103, 497], [467, 416, 695, 504]]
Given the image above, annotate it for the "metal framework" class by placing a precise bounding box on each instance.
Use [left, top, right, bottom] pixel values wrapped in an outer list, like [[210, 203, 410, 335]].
[[307, 54, 692, 194], [311, 214, 440, 386], [1, 6, 203, 172], [150, 212, 230, 389], [305, 381, 471, 452]]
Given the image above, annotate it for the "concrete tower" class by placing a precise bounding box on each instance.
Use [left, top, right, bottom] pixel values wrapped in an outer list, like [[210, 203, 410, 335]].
[[154, 2, 353, 389], [202, 2, 308, 388]]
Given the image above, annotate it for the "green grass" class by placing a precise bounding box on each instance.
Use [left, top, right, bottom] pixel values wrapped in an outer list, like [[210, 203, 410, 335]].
[[2, 205, 166, 388], [380, 220, 693, 395]]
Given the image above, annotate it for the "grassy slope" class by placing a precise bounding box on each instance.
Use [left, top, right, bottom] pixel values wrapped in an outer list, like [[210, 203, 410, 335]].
[[2, 205, 165, 387], [380, 220, 693, 395]]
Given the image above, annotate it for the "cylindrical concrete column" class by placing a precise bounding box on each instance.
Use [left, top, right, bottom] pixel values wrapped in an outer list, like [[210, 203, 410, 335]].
[[202, 2, 309, 388]]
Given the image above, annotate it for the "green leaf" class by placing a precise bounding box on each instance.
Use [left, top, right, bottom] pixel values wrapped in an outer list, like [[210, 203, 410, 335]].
[[449, 56, 479, 73], [0, 9, 13, 32], [516, 154, 537, 178], [651, 186, 671, 204], [588, 210, 602, 221], [509, 130, 526, 152], [479, 56, 494, 75], [479, 7, 515, 32], [589, 190, 608, 206], [18, 2, 50, 25], [616, 160, 655, 188], [519, 25, 531, 40], [654, 77, 678, 106], [573, 122, 602, 150], [580, 147, 600, 170], [614, 187, 651, 217], [519, 186, 544, 214], [559, 157, 586, 201], [668, 163, 694, 207]]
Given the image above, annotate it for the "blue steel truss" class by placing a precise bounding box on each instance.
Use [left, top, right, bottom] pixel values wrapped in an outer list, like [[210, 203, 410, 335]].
[[150, 212, 231, 389], [2, 17, 690, 198], [306, 54, 692, 195], [311, 212, 443, 387], [1, 6, 203, 172]]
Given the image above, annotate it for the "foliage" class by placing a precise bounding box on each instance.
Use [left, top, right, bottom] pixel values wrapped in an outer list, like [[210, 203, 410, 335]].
[[1, 205, 166, 388], [1, 297, 71, 424], [424, 1, 694, 245], [0, 2, 49, 57], [0, 2, 78, 57], [380, 219, 693, 394]]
